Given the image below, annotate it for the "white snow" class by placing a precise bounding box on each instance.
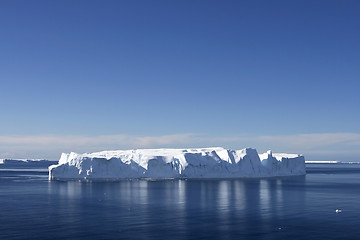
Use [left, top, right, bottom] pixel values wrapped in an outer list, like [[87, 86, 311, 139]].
[[49, 147, 306, 180]]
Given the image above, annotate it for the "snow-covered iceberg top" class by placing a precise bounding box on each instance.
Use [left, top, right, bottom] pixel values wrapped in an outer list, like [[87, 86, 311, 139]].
[[49, 147, 305, 180]]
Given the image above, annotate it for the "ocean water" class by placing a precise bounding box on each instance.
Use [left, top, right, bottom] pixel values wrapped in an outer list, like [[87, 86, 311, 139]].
[[1, 164, 360, 240]]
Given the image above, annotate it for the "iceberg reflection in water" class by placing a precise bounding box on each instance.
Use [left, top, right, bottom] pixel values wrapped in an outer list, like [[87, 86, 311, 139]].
[[45, 177, 307, 239], [1, 165, 360, 240]]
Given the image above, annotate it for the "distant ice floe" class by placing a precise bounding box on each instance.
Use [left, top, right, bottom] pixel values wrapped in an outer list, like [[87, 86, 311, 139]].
[[49, 147, 306, 180], [0, 159, 56, 169], [306, 161, 360, 164], [305, 161, 340, 164]]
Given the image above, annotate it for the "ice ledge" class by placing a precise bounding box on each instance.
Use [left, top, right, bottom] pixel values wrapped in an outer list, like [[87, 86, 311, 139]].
[[49, 147, 306, 180]]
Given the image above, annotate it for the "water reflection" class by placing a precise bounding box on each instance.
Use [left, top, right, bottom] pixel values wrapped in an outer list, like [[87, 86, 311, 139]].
[[260, 180, 270, 216], [46, 177, 306, 239], [4, 167, 360, 240]]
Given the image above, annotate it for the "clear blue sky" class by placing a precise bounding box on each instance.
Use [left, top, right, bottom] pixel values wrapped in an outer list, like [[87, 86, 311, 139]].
[[1, 0, 360, 160]]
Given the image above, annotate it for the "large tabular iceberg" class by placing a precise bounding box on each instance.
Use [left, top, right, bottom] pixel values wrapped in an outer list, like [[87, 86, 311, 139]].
[[49, 148, 305, 180]]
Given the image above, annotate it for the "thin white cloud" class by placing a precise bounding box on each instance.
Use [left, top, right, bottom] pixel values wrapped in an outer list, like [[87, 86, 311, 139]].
[[0, 134, 197, 160], [257, 133, 360, 149], [0, 134, 194, 148], [1, 133, 360, 161]]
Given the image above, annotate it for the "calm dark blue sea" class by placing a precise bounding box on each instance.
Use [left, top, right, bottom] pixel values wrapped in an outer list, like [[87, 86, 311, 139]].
[[1, 164, 360, 240]]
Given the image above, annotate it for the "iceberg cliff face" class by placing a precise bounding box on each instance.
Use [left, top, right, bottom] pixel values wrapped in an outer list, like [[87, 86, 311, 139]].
[[49, 148, 305, 180]]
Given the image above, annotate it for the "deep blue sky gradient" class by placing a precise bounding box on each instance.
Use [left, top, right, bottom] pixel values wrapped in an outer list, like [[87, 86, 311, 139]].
[[1, 1, 359, 140]]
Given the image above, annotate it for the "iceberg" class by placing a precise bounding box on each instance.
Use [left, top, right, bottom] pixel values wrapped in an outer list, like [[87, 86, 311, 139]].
[[48, 148, 305, 180]]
